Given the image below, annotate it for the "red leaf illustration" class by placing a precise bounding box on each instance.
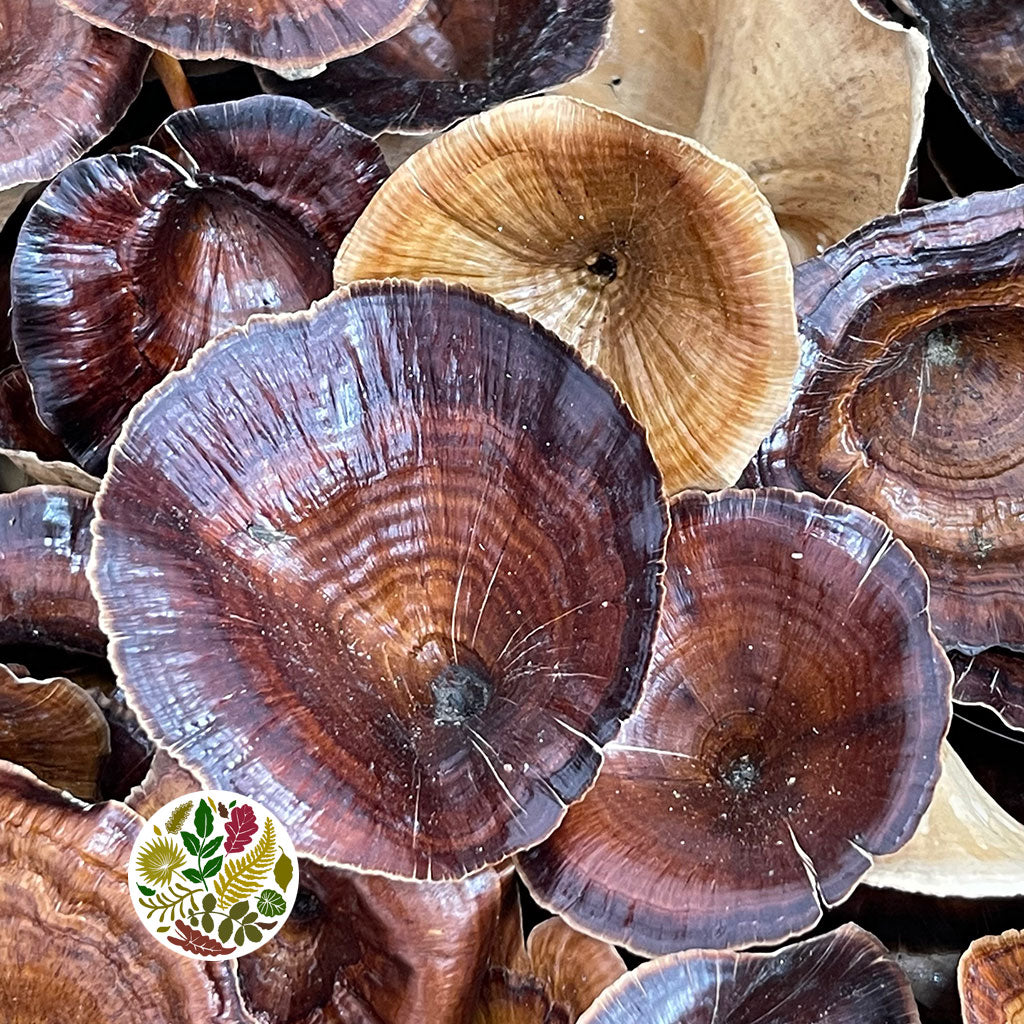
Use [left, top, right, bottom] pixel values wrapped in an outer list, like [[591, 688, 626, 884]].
[[224, 803, 259, 853], [167, 920, 236, 956]]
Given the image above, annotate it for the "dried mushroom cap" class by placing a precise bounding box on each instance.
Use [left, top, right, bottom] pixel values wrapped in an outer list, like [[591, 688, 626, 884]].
[[0, 485, 103, 658], [336, 96, 799, 495], [91, 280, 668, 879], [475, 884, 625, 1023], [557, 0, 927, 261], [258, 0, 612, 134], [241, 860, 508, 1024], [519, 488, 950, 954], [0, 0, 148, 190], [0, 664, 109, 800], [749, 187, 1024, 653], [57, 0, 428, 71], [0, 762, 247, 1022], [866, 742, 1024, 898], [578, 924, 921, 1024], [12, 94, 388, 473], [951, 649, 1024, 733], [960, 929, 1024, 1024], [904, 1, 1024, 177]]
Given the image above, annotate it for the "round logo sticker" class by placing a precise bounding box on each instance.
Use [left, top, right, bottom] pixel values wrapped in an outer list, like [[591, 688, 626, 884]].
[[129, 790, 298, 960]]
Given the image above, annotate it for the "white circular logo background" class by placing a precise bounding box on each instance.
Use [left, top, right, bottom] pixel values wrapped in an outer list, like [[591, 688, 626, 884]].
[[129, 790, 299, 960]]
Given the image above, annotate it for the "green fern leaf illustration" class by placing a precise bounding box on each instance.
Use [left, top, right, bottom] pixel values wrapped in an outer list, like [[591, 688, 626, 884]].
[[138, 882, 202, 923], [213, 818, 276, 909], [165, 800, 193, 835]]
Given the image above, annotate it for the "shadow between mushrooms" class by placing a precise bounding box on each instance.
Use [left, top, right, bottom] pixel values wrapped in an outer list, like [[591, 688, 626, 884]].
[[576, 924, 921, 1024], [748, 186, 1024, 653], [555, 0, 928, 261], [57, 0, 429, 72], [960, 929, 1024, 1024], [518, 487, 951, 954], [0, 0, 148, 190], [12, 94, 387, 474], [258, 0, 612, 135], [950, 649, 1024, 733], [0, 762, 248, 1022], [90, 280, 668, 880], [335, 96, 799, 495]]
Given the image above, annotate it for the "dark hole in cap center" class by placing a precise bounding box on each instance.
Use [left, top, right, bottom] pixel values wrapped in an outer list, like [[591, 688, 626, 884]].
[[290, 887, 323, 923], [585, 251, 618, 282], [721, 753, 760, 794], [431, 663, 493, 726]]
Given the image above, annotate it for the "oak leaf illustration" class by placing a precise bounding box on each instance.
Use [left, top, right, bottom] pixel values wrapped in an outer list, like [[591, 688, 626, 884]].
[[167, 920, 236, 956], [224, 804, 258, 853]]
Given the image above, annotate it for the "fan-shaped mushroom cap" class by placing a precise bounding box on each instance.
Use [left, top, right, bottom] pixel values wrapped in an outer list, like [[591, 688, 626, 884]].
[[866, 742, 1024, 898], [555, 0, 928, 261], [475, 885, 625, 1023], [0, 486, 103, 658], [749, 187, 1024, 653], [241, 860, 508, 1024], [904, 1, 1024, 177], [960, 929, 1024, 1024], [58, 0, 428, 71], [0, 0, 148, 190], [335, 96, 799, 495], [90, 280, 668, 879], [258, 0, 611, 134], [519, 487, 950, 954], [12, 94, 388, 473], [951, 649, 1024, 733], [0, 665, 109, 799], [579, 924, 920, 1024], [0, 762, 249, 1022]]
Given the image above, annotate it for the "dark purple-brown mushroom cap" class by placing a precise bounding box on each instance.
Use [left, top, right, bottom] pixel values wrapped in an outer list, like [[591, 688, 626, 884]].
[[258, 0, 612, 134], [12, 94, 387, 473], [748, 186, 1024, 652], [578, 924, 921, 1024], [0, 762, 248, 1022], [519, 487, 950, 954], [90, 280, 668, 880], [58, 0, 428, 71], [0, 0, 148, 190], [903, 1, 1024, 176], [0, 485, 103, 659], [951, 649, 1024, 732]]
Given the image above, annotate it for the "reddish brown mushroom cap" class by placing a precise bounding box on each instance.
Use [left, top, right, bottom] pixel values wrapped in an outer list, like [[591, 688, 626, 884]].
[[960, 929, 1024, 1024], [258, 0, 612, 134], [0, 664, 109, 800], [0, 0, 148, 190], [0, 763, 248, 1022], [578, 924, 921, 1024], [749, 186, 1024, 652], [0, 485, 103, 658], [90, 280, 668, 879], [519, 487, 950, 954], [58, 0, 428, 71], [904, 1, 1024, 176], [12, 94, 388, 473], [951, 649, 1024, 732]]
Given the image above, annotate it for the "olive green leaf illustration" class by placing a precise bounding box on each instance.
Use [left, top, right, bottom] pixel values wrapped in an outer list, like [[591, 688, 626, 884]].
[[136, 835, 187, 887], [213, 817, 276, 908], [138, 882, 202, 923], [165, 800, 193, 835], [273, 850, 293, 890], [257, 889, 287, 917]]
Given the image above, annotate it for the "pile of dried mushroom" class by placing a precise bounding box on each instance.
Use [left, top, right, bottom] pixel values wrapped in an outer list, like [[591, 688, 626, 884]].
[[1, 1, 1023, 1022]]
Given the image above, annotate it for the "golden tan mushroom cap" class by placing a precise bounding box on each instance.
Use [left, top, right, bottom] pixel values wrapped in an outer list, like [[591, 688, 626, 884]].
[[960, 930, 1024, 1024], [557, 0, 928, 261], [335, 97, 799, 494]]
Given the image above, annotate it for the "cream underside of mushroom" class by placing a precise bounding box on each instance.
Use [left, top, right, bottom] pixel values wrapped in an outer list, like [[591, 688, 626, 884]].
[[555, 0, 929, 262], [0, 184, 30, 231], [865, 742, 1024, 897], [0, 450, 100, 494]]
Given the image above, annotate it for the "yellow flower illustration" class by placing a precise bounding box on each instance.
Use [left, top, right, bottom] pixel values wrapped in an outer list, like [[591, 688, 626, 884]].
[[136, 836, 187, 887]]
